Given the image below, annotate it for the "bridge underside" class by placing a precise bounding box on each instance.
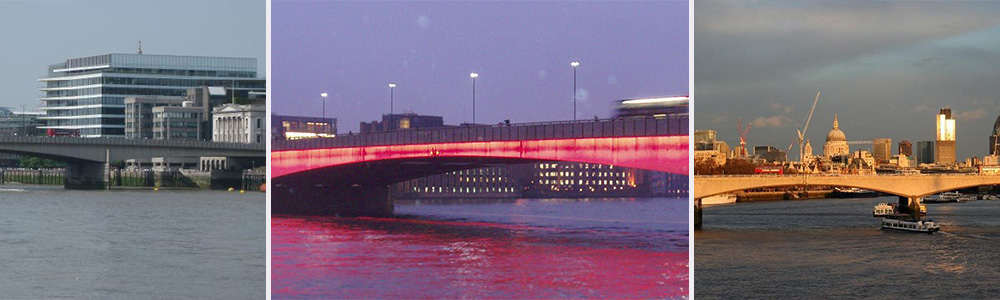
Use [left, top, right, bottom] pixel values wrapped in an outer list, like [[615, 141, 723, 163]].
[[272, 157, 544, 216]]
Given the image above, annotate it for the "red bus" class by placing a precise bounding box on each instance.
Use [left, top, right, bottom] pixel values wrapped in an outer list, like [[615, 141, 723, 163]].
[[46, 128, 80, 137], [754, 165, 784, 174]]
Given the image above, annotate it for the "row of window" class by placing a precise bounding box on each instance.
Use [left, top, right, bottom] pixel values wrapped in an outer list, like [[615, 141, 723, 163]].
[[44, 96, 124, 107], [45, 107, 124, 117], [46, 117, 123, 127]]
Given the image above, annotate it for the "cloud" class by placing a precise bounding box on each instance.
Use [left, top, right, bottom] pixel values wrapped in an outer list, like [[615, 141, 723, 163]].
[[955, 108, 988, 121], [752, 115, 795, 128], [769, 102, 794, 114]]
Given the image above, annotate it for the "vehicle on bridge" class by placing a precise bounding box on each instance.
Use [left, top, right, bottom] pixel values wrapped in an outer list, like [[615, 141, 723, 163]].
[[46, 128, 80, 137], [753, 165, 784, 174]]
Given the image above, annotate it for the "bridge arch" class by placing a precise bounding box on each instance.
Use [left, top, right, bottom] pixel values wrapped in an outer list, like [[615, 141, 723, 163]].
[[694, 175, 1000, 199]]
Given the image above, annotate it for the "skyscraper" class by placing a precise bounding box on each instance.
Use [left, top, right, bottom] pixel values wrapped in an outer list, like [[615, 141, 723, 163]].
[[917, 141, 935, 164], [899, 140, 912, 157], [990, 116, 1000, 156], [39, 53, 265, 138], [935, 108, 956, 165], [873, 138, 892, 164]]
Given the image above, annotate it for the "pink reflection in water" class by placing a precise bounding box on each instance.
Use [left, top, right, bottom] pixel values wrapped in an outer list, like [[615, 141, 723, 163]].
[[272, 216, 688, 299]]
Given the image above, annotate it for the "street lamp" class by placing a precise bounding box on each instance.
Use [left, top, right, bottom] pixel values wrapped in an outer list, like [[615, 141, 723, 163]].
[[388, 83, 396, 115], [570, 61, 580, 120], [320, 92, 328, 118], [470, 72, 479, 124]]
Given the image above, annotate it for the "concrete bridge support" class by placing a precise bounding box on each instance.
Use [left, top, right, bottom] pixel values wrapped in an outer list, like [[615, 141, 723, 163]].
[[695, 198, 702, 229], [272, 182, 394, 217], [897, 196, 923, 220], [64, 161, 107, 190]]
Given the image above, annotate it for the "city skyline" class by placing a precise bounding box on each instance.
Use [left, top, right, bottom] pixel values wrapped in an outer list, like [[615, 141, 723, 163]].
[[272, 1, 688, 132], [0, 0, 265, 111], [694, 0, 1000, 161]]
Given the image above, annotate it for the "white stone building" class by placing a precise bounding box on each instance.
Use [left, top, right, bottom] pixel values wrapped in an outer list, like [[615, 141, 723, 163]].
[[212, 104, 265, 144]]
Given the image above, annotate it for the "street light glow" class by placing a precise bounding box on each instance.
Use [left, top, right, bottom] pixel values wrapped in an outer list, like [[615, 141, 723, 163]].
[[320, 92, 328, 98], [388, 83, 396, 88], [470, 72, 479, 78], [571, 61, 580, 67]]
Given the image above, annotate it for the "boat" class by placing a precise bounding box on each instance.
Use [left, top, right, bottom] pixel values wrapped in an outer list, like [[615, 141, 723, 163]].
[[880, 217, 940, 233], [701, 193, 736, 206], [873, 202, 895, 217], [830, 187, 879, 198], [923, 192, 961, 203]]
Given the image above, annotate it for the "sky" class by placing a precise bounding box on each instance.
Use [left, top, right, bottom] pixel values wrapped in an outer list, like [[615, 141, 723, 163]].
[[694, 0, 1000, 161], [0, 0, 265, 112], [272, 0, 688, 132]]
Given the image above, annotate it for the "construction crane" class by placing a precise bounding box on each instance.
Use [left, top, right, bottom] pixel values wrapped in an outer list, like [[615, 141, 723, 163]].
[[788, 92, 820, 169], [737, 118, 752, 157]]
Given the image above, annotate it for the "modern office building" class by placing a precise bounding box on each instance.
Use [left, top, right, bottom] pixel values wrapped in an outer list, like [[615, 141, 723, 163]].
[[917, 141, 935, 164], [152, 104, 203, 140], [694, 129, 716, 150], [213, 104, 265, 144], [360, 113, 444, 133], [271, 114, 337, 141], [39, 53, 264, 137], [990, 115, 1000, 156], [936, 108, 956, 165], [873, 138, 892, 164], [899, 140, 913, 157]]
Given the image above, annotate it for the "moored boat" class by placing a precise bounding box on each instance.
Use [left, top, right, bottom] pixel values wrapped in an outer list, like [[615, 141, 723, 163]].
[[831, 187, 879, 198]]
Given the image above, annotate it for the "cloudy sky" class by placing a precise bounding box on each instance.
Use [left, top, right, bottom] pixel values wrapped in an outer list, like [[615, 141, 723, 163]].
[[0, 0, 265, 113], [694, 0, 1000, 160], [272, 1, 688, 132]]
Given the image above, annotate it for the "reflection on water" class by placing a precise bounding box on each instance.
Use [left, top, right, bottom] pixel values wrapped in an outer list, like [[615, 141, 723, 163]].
[[272, 197, 689, 299], [696, 197, 1000, 299]]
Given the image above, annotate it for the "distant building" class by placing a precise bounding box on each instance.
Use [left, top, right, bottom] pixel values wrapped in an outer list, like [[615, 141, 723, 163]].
[[984, 155, 999, 166], [899, 140, 912, 157], [0, 108, 44, 136], [694, 129, 716, 150], [212, 104, 265, 144], [873, 138, 892, 164], [823, 114, 849, 158], [936, 108, 956, 165], [271, 114, 336, 141], [39, 53, 264, 137], [152, 103, 203, 140], [695, 150, 727, 166], [753, 145, 786, 163], [916, 141, 935, 164], [125, 95, 186, 139], [990, 116, 1000, 156], [360, 113, 444, 132]]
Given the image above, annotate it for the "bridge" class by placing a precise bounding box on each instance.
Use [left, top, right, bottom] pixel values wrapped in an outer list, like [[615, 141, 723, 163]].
[[271, 115, 689, 216], [0, 136, 264, 189], [693, 174, 1000, 227]]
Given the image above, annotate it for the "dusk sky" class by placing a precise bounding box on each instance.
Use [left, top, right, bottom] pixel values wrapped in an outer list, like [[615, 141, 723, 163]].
[[0, 0, 265, 112], [272, 0, 688, 132], [694, 0, 1000, 161]]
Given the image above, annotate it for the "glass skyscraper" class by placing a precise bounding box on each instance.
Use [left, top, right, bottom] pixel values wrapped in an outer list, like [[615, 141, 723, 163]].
[[39, 53, 264, 137]]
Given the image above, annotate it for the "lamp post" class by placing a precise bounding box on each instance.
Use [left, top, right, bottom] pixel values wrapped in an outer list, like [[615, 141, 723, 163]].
[[470, 72, 479, 124], [320, 92, 328, 118], [388, 83, 396, 115], [570, 61, 580, 120]]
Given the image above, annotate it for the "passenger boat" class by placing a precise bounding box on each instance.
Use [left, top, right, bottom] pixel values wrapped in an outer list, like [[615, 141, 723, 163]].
[[923, 192, 961, 203], [873, 202, 895, 217], [830, 187, 879, 198], [701, 193, 736, 206], [880, 217, 939, 233]]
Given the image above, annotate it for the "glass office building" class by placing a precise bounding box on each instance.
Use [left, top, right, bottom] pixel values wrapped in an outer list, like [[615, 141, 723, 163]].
[[38, 53, 264, 137]]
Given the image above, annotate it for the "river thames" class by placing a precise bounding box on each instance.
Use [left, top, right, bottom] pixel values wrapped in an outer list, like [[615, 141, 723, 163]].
[[272, 197, 689, 299], [0, 185, 265, 299], [695, 197, 1000, 299]]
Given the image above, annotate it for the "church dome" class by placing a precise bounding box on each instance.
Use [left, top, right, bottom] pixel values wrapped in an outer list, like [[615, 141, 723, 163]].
[[826, 114, 847, 142]]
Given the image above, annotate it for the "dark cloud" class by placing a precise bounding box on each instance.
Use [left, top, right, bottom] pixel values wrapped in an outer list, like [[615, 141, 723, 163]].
[[695, 0, 1000, 160]]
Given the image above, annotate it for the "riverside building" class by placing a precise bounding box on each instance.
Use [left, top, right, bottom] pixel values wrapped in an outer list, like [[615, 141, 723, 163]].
[[39, 52, 264, 138]]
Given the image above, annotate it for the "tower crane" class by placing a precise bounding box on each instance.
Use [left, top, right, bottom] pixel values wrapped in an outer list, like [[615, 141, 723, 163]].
[[737, 118, 752, 157], [787, 92, 820, 171]]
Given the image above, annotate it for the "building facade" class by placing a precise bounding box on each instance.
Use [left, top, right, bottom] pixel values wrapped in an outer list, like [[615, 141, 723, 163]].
[[39, 53, 264, 137], [124, 95, 185, 139], [936, 108, 957, 165], [360, 113, 444, 133], [873, 138, 892, 164], [271, 114, 337, 140], [917, 141, 935, 164], [152, 104, 203, 140], [212, 104, 265, 144], [899, 140, 913, 157]]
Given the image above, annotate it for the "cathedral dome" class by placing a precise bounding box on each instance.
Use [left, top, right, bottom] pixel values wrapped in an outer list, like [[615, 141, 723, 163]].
[[826, 114, 847, 142]]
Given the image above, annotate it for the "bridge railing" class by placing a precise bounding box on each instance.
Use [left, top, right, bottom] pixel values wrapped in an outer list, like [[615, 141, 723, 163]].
[[695, 173, 998, 178], [273, 115, 688, 150]]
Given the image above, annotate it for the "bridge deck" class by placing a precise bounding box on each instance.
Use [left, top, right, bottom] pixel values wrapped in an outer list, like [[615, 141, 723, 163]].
[[273, 115, 687, 151]]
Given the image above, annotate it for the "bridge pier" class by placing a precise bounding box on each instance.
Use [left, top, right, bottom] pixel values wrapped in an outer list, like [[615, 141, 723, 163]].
[[64, 161, 107, 190], [897, 196, 922, 220], [694, 198, 702, 229], [272, 182, 394, 217]]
